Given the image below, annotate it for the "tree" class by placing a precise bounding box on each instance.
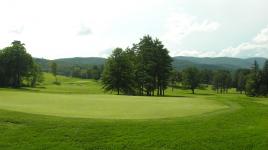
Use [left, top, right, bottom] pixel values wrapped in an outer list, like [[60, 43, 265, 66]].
[[135, 35, 172, 96], [0, 41, 34, 87], [91, 65, 101, 80], [26, 64, 44, 87], [245, 61, 262, 96], [50, 62, 58, 83], [261, 60, 268, 95], [0, 49, 5, 86], [200, 69, 213, 85], [182, 67, 200, 94], [212, 70, 232, 94], [71, 66, 82, 78], [101, 35, 172, 96], [234, 69, 250, 94], [102, 48, 135, 95], [170, 70, 182, 92]]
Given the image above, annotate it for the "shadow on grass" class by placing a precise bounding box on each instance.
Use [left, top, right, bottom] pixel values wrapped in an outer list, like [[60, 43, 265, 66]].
[[193, 93, 215, 96], [164, 95, 189, 98], [16, 87, 47, 92]]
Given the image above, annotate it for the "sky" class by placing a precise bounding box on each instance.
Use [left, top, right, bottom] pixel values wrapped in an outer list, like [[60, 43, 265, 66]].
[[0, 0, 268, 59]]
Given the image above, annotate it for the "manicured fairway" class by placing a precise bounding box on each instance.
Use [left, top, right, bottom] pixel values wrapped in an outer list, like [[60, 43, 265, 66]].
[[0, 91, 227, 119]]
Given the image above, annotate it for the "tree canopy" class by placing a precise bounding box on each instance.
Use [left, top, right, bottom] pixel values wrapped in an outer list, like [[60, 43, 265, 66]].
[[0, 41, 42, 87], [102, 35, 172, 96], [181, 67, 200, 94]]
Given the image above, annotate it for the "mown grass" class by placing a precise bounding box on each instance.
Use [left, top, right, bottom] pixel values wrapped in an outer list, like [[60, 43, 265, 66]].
[[0, 91, 227, 119], [0, 73, 268, 149]]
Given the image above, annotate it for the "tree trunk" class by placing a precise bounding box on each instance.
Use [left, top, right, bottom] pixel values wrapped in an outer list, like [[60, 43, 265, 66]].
[[192, 89, 195, 94]]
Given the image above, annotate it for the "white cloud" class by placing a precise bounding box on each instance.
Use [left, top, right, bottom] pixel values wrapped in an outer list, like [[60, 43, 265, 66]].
[[253, 27, 268, 44], [0, 0, 267, 59], [163, 13, 220, 44], [173, 49, 216, 57], [174, 25, 268, 58], [216, 26, 268, 58], [9, 25, 24, 34], [77, 25, 92, 36]]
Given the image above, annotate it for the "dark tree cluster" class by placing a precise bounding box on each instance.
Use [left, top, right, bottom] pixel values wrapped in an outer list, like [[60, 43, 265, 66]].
[[102, 35, 172, 96], [71, 65, 103, 80], [233, 69, 250, 94], [169, 68, 214, 94], [245, 60, 268, 96], [181, 67, 201, 94], [0, 41, 43, 88], [212, 70, 232, 93]]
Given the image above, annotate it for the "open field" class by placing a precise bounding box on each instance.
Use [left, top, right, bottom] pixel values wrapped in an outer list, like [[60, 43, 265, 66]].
[[0, 74, 268, 149]]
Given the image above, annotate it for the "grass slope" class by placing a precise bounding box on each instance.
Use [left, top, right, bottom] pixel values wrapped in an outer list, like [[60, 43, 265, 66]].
[[25, 73, 103, 94]]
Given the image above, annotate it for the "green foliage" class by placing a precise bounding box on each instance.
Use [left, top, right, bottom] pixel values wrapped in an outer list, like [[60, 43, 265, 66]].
[[169, 70, 182, 91], [200, 69, 214, 84], [34, 57, 105, 77], [234, 69, 250, 93], [25, 63, 44, 87], [262, 60, 268, 95], [35, 56, 267, 75], [0, 41, 38, 87], [135, 36, 172, 96], [245, 61, 262, 96], [50, 62, 58, 84], [212, 70, 232, 94], [102, 48, 135, 95], [102, 35, 172, 96], [182, 67, 200, 94]]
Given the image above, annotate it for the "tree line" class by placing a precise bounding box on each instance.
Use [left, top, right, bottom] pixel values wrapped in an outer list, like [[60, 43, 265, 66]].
[[1, 39, 268, 97], [168, 60, 268, 96], [102, 34, 268, 97], [71, 65, 103, 80], [0, 41, 43, 88], [102, 35, 172, 96]]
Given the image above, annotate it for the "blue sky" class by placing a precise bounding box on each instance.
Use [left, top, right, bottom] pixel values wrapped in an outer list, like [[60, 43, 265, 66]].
[[0, 0, 268, 59]]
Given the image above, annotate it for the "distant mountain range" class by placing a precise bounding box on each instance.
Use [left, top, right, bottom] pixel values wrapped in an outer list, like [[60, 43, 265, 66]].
[[35, 56, 267, 74], [172, 56, 267, 70], [35, 57, 106, 75]]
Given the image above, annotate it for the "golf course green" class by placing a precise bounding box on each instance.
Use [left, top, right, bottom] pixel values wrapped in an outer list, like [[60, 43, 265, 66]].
[[0, 91, 228, 119]]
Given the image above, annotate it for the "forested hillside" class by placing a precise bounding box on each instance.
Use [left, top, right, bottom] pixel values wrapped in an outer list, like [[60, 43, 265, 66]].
[[172, 56, 267, 70], [34, 57, 105, 77], [35, 56, 267, 73]]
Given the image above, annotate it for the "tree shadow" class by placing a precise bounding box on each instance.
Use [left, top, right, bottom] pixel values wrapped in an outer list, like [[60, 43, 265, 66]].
[[193, 93, 215, 96], [16, 87, 46, 92], [164, 95, 189, 98]]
